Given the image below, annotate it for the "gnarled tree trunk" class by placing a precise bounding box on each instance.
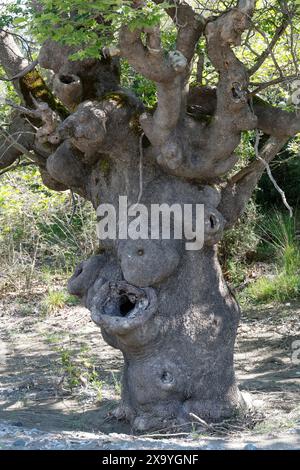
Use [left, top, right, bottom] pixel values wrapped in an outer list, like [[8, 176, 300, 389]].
[[69, 247, 242, 431]]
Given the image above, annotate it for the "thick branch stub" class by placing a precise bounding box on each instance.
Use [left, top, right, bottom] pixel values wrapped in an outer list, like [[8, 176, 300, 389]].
[[249, 17, 289, 76], [119, 26, 179, 84], [38, 39, 120, 103], [6, 98, 62, 147]]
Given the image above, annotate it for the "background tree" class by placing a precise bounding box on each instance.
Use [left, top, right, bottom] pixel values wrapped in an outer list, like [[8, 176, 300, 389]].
[[0, 0, 300, 432]]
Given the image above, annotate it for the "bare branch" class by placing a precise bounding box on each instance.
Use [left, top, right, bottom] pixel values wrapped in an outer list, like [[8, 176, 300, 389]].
[[0, 115, 36, 171], [253, 130, 292, 216], [249, 74, 298, 96], [6, 98, 62, 146], [219, 136, 289, 227], [0, 59, 38, 82], [249, 18, 289, 76]]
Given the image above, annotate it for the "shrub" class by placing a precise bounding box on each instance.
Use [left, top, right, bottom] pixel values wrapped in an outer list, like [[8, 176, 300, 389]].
[[220, 199, 260, 286], [41, 289, 78, 314], [243, 273, 300, 304], [0, 166, 97, 294], [258, 210, 300, 276], [242, 210, 300, 304]]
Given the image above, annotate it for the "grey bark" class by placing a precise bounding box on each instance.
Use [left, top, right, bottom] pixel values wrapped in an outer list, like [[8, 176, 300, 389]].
[[0, 30, 29, 96]]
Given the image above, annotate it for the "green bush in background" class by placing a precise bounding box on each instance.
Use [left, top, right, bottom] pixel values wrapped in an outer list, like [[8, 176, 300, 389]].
[[0, 166, 97, 294], [241, 211, 300, 304]]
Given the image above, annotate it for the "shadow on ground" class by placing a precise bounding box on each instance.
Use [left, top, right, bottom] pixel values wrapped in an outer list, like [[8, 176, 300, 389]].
[[0, 297, 299, 438]]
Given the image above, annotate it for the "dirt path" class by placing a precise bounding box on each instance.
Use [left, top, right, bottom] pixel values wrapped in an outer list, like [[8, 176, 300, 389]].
[[0, 291, 300, 449]]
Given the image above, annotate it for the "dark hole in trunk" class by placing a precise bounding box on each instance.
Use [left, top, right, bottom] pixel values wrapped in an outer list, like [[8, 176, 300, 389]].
[[210, 215, 216, 229], [232, 87, 239, 99], [119, 294, 136, 316], [60, 75, 75, 85]]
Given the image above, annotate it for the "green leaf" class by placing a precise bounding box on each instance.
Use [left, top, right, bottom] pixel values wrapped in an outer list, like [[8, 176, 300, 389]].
[[13, 17, 27, 25]]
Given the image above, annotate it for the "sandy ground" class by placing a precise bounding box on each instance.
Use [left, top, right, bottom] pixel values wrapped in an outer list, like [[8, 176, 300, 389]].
[[0, 288, 299, 450]]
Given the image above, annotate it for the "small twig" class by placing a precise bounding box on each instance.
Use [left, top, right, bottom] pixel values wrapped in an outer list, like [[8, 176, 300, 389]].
[[189, 413, 210, 428], [68, 190, 78, 225], [0, 59, 38, 82], [0, 160, 35, 177], [254, 130, 293, 217], [249, 74, 299, 96]]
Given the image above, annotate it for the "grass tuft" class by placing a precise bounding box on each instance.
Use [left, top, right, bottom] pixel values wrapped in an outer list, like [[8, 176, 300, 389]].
[[41, 289, 79, 314]]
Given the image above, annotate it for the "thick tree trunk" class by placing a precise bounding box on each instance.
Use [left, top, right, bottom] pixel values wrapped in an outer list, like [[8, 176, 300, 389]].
[[115, 248, 242, 431], [58, 95, 246, 432], [69, 241, 244, 432]]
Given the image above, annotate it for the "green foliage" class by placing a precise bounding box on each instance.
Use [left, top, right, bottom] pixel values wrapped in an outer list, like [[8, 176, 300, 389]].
[[121, 60, 157, 108], [0, 166, 97, 293], [220, 200, 260, 286], [55, 344, 104, 397], [41, 289, 79, 314], [244, 273, 300, 303], [258, 211, 300, 274], [24, 0, 169, 60], [241, 210, 300, 304]]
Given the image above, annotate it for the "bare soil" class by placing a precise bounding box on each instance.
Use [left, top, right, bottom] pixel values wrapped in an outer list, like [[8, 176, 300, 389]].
[[0, 285, 300, 449]]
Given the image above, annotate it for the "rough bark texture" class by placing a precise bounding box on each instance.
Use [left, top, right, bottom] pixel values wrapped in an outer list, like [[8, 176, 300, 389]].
[[69, 247, 242, 431], [1, 0, 299, 431]]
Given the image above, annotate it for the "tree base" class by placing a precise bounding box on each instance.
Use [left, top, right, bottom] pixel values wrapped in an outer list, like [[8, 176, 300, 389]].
[[112, 393, 248, 433]]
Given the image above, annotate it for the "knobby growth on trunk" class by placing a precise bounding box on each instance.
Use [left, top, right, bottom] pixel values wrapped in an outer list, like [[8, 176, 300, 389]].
[[1, 1, 300, 431]]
